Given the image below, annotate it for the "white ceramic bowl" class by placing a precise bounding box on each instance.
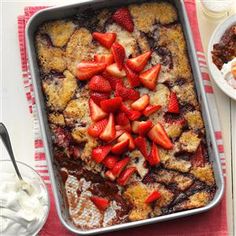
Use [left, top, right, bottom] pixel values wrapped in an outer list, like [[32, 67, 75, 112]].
[[207, 14, 236, 100]]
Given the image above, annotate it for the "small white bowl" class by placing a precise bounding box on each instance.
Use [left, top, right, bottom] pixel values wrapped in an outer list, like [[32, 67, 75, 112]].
[[207, 14, 236, 100]]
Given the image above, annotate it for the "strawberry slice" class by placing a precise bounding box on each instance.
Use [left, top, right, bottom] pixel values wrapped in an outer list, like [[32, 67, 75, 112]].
[[112, 8, 134, 32], [115, 123, 132, 132], [134, 136, 149, 158], [92, 32, 116, 49], [117, 167, 136, 186], [105, 76, 123, 90], [117, 132, 135, 150], [106, 63, 126, 78], [89, 75, 112, 93], [94, 54, 114, 66], [76, 62, 106, 80], [139, 64, 161, 90], [115, 83, 140, 101], [131, 94, 150, 111], [120, 103, 142, 121], [92, 144, 112, 163], [90, 196, 109, 211], [111, 42, 126, 70], [148, 123, 173, 149], [100, 97, 122, 113], [89, 91, 110, 106], [191, 144, 205, 167], [108, 129, 125, 143], [167, 92, 180, 113], [124, 64, 140, 87], [87, 118, 108, 137], [145, 190, 161, 203], [89, 98, 108, 121], [111, 139, 129, 155], [100, 113, 116, 142], [143, 105, 162, 116], [132, 120, 153, 136], [116, 112, 129, 126], [147, 142, 160, 166], [126, 51, 152, 72], [103, 155, 119, 169]]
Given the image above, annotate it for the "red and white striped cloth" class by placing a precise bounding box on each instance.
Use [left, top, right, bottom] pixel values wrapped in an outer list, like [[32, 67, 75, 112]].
[[18, 1, 228, 235]]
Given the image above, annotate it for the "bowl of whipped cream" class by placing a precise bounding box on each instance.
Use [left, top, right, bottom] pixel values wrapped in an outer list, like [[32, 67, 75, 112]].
[[0, 160, 50, 236]]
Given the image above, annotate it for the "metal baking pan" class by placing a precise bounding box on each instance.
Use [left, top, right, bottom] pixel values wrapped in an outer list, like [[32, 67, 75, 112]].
[[26, 0, 225, 234]]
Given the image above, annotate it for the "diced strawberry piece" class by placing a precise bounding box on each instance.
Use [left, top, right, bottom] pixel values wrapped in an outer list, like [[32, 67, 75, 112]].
[[112, 8, 134, 32], [165, 115, 186, 125], [132, 120, 153, 136], [116, 112, 129, 126], [139, 64, 161, 90], [117, 167, 136, 186], [92, 144, 112, 163], [126, 51, 152, 72], [131, 94, 150, 111], [117, 132, 135, 150], [124, 64, 140, 87], [90, 196, 109, 211], [111, 42, 126, 70], [100, 113, 116, 142], [147, 142, 160, 166], [120, 103, 142, 121], [87, 118, 108, 137], [115, 83, 140, 101], [145, 190, 161, 203], [167, 92, 180, 113], [89, 91, 110, 106], [111, 157, 130, 177], [191, 144, 205, 167], [89, 98, 108, 121], [94, 54, 114, 66], [148, 123, 173, 149], [92, 32, 116, 49], [111, 139, 129, 155], [106, 63, 126, 78], [143, 105, 162, 116], [100, 97, 122, 113], [76, 62, 106, 80], [103, 155, 119, 169], [88, 75, 112, 93], [134, 136, 149, 158]]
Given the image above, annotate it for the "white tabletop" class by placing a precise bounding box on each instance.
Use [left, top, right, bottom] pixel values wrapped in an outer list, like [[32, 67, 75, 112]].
[[1, 0, 236, 235]]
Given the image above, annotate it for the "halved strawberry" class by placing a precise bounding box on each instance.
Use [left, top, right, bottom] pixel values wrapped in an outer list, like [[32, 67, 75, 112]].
[[115, 83, 140, 101], [87, 118, 108, 137], [76, 62, 106, 80], [131, 94, 150, 111], [92, 32, 116, 49], [126, 51, 152, 72], [89, 91, 110, 106], [117, 132, 135, 150], [100, 97, 122, 113], [124, 64, 140, 87], [145, 190, 161, 203], [94, 54, 114, 66], [191, 144, 205, 167], [90, 196, 109, 211], [139, 64, 161, 90], [89, 98, 108, 121], [143, 105, 162, 116], [111, 42, 126, 70], [147, 142, 160, 166], [148, 123, 173, 149], [167, 92, 180, 113], [116, 112, 129, 126], [132, 120, 153, 136], [89, 75, 112, 93], [100, 113, 116, 142], [111, 139, 129, 155], [92, 144, 112, 163], [120, 103, 142, 121], [134, 136, 149, 158], [103, 155, 119, 169], [106, 63, 126, 78], [117, 167, 136, 186], [112, 8, 134, 32]]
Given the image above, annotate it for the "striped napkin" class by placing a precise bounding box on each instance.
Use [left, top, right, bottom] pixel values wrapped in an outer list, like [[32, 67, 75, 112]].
[[17, 1, 228, 235]]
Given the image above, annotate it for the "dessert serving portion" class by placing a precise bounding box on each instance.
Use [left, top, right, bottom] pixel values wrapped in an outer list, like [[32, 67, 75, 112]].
[[35, 1, 217, 230]]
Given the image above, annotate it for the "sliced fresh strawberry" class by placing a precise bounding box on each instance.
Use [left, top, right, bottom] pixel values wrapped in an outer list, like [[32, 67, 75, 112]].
[[100, 113, 116, 142], [126, 51, 152, 72], [167, 92, 180, 113], [147, 142, 160, 166], [107, 129, 125, 143], [117, 167, 136, 186], [115, 123, 132, 132], [124, 64, 140, 87], [139, 64, 161, 90], [100, 97, 122, 113], [92, 32, 116, 49], [134, 136, 149, 158], [106, 63, 126, 78], [76, 62, 106, 80], [111, 42, 126, 70], [88, 75, 112, 93], [191, 144, 205, 167], [116, 112, 129, 126], [112, 8, 134, 32], [120, 103, 142, 121], [89, 98, 108, 121], [111, 156, 130, 178], [102, 72, 123, 90], [148, 123, 173, 149], [94, 54, 114, 66], [87, 118, 108, 137], [103, 155, 119, 169], [111, 139, 129, 155], [90, 196, 109, 211], [92, 144, 112, 163], [89, 91, 110, 106], [143, 105, 162, 116], [132, 120, 153, 136], [115, 83, 140, 101], [145, 190, 161, 203], [117, 132, 135, 150], [131, 94, 150, 111]]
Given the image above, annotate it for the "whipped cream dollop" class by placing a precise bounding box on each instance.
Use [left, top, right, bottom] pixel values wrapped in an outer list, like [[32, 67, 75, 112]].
[[0, 173, 48, 236], [221, 57, 236, 89]]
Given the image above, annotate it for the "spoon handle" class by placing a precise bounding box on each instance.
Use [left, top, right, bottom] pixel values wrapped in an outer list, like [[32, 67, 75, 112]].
[[0, 123, 22, 179]]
